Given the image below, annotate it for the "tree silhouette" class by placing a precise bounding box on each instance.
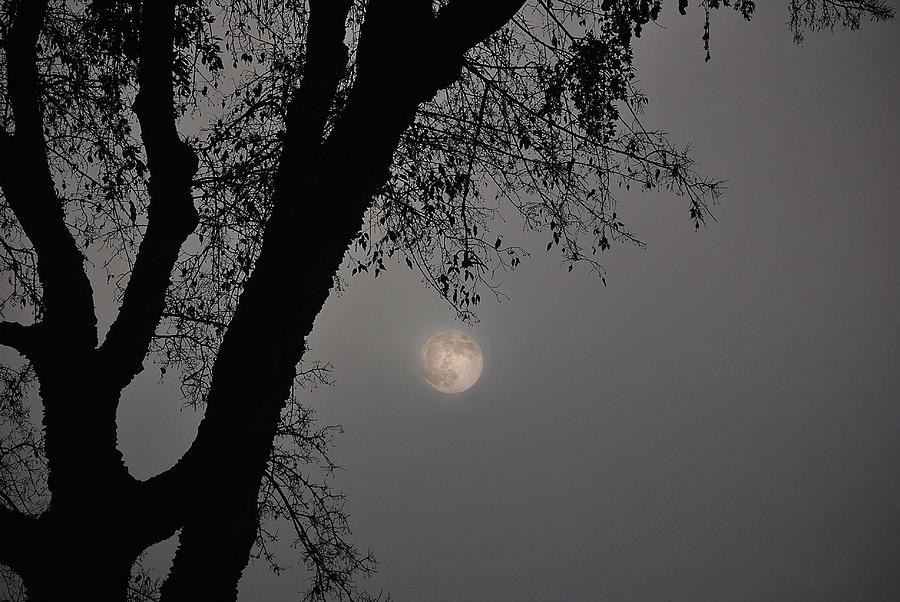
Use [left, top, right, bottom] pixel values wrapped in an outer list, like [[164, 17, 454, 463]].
[[0, 1, 892, 600]]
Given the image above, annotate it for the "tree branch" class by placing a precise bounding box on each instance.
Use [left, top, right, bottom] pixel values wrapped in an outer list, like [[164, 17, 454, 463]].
[[141, 0, 358, 552], [420, 0, 527, 93], [0, 321, 35, 356], [98, 0, 199, 391], [149, 3, 526, 596], [283, 0, 354, 163], [145, 0, 525, 520], [433, 0, 527, 57], [0, 0, 97, 350]]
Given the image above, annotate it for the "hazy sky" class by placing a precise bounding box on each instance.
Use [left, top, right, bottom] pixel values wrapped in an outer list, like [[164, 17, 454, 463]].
[[108, 4, 900, 601]]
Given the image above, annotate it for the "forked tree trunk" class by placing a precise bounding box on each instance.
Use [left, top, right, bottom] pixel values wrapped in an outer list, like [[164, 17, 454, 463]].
[[18, 366, 142, 602], [0, 2, 530, 599]]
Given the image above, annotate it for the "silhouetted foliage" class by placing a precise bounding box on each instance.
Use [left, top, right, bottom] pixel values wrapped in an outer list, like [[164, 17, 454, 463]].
[[0, 1, 892, 600]]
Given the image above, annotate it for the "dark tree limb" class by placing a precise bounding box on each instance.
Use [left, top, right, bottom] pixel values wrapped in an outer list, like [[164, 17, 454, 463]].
[[1, 2, 143, 554], [0, 0, 97, 351], [98, 0, 199, 392], [144, 0, 357, 552], [151, 2, 528, 598], [433, 0, 528, 66], [284, 0, 355, 163], [0, 321, 35, 356]]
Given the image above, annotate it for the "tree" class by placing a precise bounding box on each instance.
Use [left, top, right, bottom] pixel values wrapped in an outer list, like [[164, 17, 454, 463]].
[[0, 0, 892, 600]]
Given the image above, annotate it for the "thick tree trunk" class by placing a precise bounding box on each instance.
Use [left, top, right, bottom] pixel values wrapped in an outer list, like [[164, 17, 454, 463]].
[[22, 548, 135, 602], [0, 2, 530, 599], [39, 365, 132, 508], [18, 507, 140, 602], [14, 360, 142, 602], [158, 488, 262, 601], [154, 2, 528, 596], [158, 374, 291, 600], [23, 557, 134, 601]]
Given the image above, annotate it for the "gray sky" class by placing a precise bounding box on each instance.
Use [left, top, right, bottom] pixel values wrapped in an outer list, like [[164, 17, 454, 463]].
[[111, 4, 900, 601]]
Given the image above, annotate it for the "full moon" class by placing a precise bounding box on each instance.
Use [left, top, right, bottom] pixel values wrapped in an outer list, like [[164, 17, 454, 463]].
[[421, 330, 484, 394]]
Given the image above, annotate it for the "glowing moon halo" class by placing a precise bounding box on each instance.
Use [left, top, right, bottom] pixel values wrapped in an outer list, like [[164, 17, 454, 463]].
[[421, 330, 483, 394]]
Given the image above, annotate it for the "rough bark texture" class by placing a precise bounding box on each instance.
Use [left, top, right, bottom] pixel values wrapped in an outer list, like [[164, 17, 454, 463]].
[[0, 0, 526, 599]]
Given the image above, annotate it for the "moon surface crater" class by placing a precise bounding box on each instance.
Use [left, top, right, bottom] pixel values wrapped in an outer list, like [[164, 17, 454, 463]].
[[421, 330, 483, 394]]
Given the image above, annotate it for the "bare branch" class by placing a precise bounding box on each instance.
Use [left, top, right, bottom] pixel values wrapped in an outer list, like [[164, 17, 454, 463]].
[[0, 0, 97, 349], [0, 321, 34, 356], [789, 0, 894, 41], [433, 0, 528, 58], [98, 0, 200, 390]]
